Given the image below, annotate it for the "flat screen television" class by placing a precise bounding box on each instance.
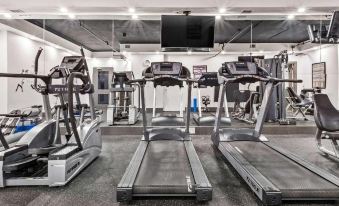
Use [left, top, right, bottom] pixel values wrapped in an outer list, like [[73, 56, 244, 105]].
[[238, 56, 265, 63], [161, 15, 215, 48]]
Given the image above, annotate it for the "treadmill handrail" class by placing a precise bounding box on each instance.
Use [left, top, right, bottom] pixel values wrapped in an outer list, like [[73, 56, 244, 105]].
[[128, 77, 196, 84], [218, 75, 302, 84]]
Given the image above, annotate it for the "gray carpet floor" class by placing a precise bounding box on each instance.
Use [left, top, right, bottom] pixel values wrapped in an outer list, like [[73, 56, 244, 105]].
[[0, 135, 338, 206]]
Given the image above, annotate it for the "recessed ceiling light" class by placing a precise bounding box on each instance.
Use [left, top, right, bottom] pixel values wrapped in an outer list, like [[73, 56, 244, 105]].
[[3, 13, 12, 19], [221, 50, 225, 54], [122, 51, 127, 55], [128, 8, 135, 13], [68, 14, 75, 19], [59, 7, 68, 13], [215, 15, 221, 20], [259, 50, 264, 53], [156, 51, 160, 54], [219, 8, 226, 13], [187, 50, 192, 55], [132, 15, 138, 20], [298, 7, 306, 13], [287, 14, 295, 20]]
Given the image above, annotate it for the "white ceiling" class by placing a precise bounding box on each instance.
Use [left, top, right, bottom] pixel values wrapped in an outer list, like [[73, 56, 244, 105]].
[[0, 0, 339, 19]]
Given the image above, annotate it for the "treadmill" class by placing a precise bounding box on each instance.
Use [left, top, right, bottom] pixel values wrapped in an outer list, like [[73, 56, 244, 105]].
[[211, 61, 339, 205], [193, 72, 231, 126], [144, 63, 186, 126], [117, 62, 212, 202]]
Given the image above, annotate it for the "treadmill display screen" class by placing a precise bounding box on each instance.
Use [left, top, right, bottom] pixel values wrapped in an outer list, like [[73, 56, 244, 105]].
[[221, 62, 258, 76], [160, 65, 173, 71], [151, 62, 182, 76]]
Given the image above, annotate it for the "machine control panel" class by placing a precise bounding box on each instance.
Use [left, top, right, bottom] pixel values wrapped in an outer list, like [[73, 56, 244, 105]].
[[60, 56, 84, 72], [198, 72, 219, 87], [151, 62, 182, 76], [221, 62, 258, 76]]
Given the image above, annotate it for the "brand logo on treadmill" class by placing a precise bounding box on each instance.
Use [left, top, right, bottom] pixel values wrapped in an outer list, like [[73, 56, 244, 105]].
[[67, 161, 80, 174]]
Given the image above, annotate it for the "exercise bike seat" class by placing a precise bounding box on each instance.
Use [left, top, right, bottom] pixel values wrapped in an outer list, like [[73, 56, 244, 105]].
[[314, 94, 339, 132]]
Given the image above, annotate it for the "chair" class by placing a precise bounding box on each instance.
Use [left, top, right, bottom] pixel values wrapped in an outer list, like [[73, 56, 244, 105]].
[[286, 87, 313, 120], [314, 93, 339, 159]]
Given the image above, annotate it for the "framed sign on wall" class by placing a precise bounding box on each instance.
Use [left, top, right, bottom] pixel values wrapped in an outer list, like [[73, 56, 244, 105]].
[[312, 62, 326, 89], [193, 65, 207, 80]]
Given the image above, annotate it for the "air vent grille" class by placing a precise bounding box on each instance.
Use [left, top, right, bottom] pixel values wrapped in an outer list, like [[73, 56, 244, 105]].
[[10, 9, 25, 13], [241, 10, 252, 13]]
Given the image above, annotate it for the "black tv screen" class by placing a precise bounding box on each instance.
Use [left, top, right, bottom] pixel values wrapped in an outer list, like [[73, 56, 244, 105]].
[[161, 15, 215, 48], [238, 56, 265, 63]]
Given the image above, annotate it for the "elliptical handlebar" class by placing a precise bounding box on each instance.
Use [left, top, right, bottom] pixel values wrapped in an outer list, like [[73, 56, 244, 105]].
[[33, 47, 43, 90], [67, 72, 91, 150]]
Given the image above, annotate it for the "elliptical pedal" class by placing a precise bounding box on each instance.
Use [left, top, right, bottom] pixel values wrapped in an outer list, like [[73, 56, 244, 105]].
[[3, 156, 39, 172]]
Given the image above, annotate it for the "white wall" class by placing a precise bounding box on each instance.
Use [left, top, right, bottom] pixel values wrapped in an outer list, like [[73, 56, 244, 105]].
[[3, 31, 80, 112], [290, 45, 339, 107], [0, 31, 8, 114]]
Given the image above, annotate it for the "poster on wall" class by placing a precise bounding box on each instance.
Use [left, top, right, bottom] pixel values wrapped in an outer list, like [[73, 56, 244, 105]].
[[193, 65, 207, 80], [312, 62, 326, 89]]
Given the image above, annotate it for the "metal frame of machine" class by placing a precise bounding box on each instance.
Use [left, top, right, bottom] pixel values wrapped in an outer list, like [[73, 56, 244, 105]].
[[211, 61, 339, 205], [117, 62, 212, 202], [193, 72, 231, 126], [0, 48, 102, 187], [107, 71, 140, 125]]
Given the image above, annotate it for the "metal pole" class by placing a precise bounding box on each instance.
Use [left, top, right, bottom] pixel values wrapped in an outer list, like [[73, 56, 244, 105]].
[[42, 95, 52, 120], [198, 88, 202, 117], [152, 86, 156, 117], [140, 83, 148, 140], [179, 87, 184, 117], [224, 91, 229, 117], [213, 83, 226, 134], [186, 82, 192, 134], [253, 82, 274, 138]]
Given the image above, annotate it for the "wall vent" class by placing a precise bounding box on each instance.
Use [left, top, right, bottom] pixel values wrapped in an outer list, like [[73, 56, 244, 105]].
[[10, 9, 25, 13], [241, 10, 252, 14]]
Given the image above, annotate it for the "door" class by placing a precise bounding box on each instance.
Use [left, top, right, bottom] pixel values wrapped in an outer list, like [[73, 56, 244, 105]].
[[92, 67, 114, 110]]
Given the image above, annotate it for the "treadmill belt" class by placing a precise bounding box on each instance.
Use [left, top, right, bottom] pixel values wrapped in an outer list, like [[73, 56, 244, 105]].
[[134, 140, 195, 194], [226, 141, 339, 198]]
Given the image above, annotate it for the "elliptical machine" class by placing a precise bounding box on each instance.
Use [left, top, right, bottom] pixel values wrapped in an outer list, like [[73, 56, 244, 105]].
[[107, 71, 140, 125], [0, 48, 102, 187]]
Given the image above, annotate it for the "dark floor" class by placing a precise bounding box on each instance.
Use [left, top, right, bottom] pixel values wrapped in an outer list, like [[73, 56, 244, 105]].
[[1, 134, 339, 206]]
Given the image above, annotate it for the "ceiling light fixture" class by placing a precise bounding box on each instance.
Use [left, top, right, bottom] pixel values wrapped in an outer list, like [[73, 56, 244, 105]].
[[215, 15, 221, 20], [221, 50, 225, 54], [219, 8, 226, 13], [132, 15, 138, 20], [259, 50, 264, 53], [68, 14, 75, 19], [187, 50, 192, 55], [128, 8, 135, 13], [287, 14, 295, 20], [297, 7, 306, 13], [156, 51, 160, 54], [59, 7, 68, 13], [3, 13, 12, 19]]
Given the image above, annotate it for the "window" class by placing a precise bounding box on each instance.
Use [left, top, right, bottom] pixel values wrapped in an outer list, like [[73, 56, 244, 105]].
[[98, 71, 109, 90], [98, 94, 109, 105]]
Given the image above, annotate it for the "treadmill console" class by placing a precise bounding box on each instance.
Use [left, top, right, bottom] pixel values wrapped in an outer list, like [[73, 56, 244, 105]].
[[198, 72, 219, 87], [221, 62, 258, 76], [151, 62, 182, 76]]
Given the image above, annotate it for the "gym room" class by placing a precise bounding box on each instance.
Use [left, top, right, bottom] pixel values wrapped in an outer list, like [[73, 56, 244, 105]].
[[1, 0, 339, 205]]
